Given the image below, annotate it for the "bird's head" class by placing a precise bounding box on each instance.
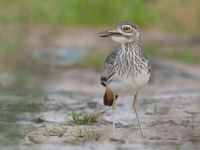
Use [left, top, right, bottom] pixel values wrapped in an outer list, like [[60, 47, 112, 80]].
[[99, 21, 141, 44]]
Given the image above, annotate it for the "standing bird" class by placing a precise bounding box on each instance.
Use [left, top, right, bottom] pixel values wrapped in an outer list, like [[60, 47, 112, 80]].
[[99, 21, 151, 137]]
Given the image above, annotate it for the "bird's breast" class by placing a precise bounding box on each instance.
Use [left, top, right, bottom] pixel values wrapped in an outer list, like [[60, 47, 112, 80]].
[[107, 71, 150, 96]]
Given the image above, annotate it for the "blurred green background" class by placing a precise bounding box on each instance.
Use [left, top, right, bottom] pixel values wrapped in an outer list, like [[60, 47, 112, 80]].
[[1, 0, 200, 31], [0, 0, 200, 89], [0, 0, 200, 91]]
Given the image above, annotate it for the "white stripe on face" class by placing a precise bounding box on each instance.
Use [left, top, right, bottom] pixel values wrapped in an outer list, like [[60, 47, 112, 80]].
[[111, 36, 134, 43]]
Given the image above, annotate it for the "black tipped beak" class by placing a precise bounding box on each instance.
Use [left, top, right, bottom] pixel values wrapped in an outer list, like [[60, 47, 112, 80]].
[[98, 30, 111, 37], [98, 30, 121, 37]]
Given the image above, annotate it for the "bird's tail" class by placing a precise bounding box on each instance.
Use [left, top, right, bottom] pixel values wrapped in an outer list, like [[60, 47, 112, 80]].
[[104, 88, 118, 106]]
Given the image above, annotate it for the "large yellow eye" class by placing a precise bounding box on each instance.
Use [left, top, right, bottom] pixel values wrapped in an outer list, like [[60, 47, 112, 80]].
[[122, 26, 131, 32]]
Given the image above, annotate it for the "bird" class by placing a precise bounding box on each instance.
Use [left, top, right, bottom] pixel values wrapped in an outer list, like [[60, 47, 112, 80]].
[[99, 21, 151, 137]]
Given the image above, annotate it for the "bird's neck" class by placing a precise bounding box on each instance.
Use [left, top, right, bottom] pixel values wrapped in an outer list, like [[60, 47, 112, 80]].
[[120, 41, 143, 57]]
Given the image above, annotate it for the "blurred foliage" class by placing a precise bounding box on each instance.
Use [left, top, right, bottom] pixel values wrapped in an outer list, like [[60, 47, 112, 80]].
[[0, 26, 25, 68], [143, 43, 200, 63], [0, 25, 46, 92], [169, 46, 200, 63], [0, 0, 200, 32], [0, 0, 200, 72], [84, 52, 104, 70]]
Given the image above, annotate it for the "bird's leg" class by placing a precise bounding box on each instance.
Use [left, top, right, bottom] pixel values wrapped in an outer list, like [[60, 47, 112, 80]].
[[133, 92, 145, 137], [112, 94, 116, 135]]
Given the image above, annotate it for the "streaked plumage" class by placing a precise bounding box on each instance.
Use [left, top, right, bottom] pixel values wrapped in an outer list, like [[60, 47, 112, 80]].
[[101, 42, 151, 96], [99, 21, 151, 137]]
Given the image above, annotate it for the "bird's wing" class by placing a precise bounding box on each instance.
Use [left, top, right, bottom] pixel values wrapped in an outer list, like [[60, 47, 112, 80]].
[[101, 49, 118, 86]]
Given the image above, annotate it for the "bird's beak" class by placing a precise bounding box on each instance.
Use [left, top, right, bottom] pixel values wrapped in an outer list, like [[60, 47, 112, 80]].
[[99, 29, 121, 37]]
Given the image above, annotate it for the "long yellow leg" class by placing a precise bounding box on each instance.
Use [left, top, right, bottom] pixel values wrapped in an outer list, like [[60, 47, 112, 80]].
[[112, 94, 116, 135], [133, 92, 145, 137]]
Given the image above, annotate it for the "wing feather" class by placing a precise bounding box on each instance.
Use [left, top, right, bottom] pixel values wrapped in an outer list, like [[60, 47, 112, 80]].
[[101, 49, 118, 86]]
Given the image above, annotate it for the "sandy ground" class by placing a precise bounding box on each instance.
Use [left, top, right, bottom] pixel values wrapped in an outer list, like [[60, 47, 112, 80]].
[[1, 26, 200, 149], [1, 59, 198, 150]]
